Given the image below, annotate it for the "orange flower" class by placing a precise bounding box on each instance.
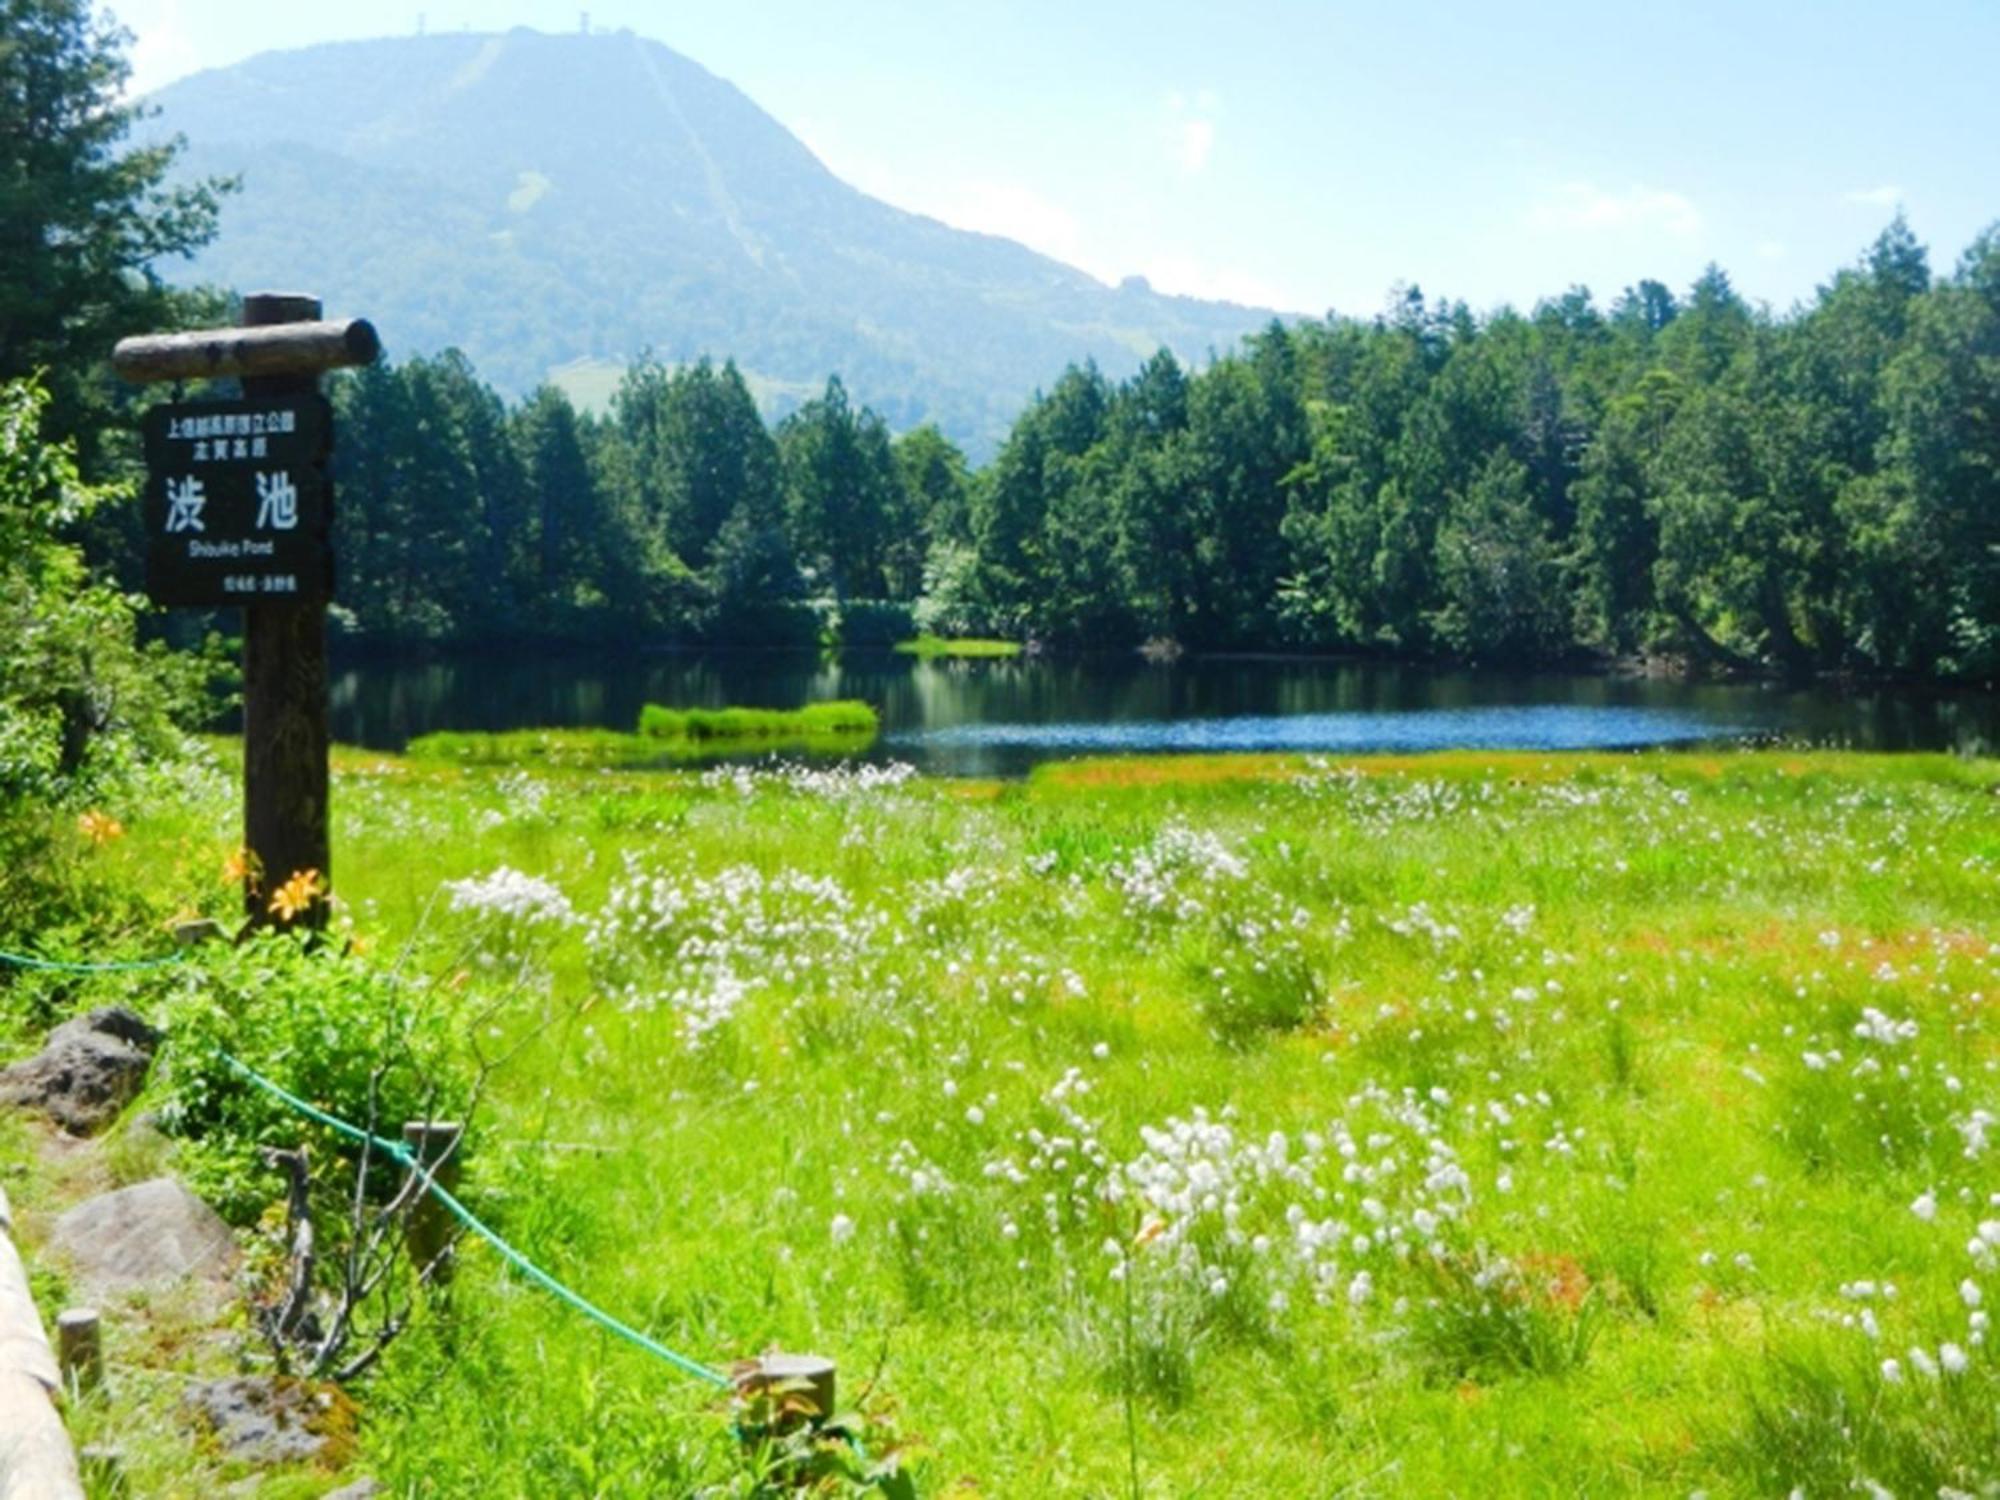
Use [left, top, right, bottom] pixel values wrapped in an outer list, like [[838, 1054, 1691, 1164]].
[[1133, 1218, 1167, 1249], [221, 846, 264, 891], [268, 868, 325, 922], [77, 811, 124, 845]]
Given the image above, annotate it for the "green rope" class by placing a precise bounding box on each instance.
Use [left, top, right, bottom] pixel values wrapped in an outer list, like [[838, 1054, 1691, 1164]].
[[0, 940, 859, 1429], [0, 946, 185, 975], [219, 1052, 732, 1389]]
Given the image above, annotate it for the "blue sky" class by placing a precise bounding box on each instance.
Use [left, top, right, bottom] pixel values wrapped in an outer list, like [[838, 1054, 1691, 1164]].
[[114, 1, 1999, 316]]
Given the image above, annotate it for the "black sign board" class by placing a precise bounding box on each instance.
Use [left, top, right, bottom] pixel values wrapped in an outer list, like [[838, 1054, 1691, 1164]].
[[142, 395, 334, 607]]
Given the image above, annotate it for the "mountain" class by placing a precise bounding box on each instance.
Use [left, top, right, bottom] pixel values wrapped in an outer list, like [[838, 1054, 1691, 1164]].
[[144, 27, 1282, 457]]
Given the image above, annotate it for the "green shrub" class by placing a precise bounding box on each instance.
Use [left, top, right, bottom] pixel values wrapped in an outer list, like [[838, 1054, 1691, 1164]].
[[703, 599, 830, 651], [0, 378, 213, 949], [836, 599, 916, 650], [145, 934, 477, 1220]]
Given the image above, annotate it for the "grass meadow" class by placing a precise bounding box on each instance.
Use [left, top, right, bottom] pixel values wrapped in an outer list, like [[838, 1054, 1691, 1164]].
[[21, 745, 2000, 1496]]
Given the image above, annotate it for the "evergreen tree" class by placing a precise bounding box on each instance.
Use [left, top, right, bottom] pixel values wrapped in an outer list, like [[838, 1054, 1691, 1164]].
[[894, 424, 971, 548], [779, 376, 905, 599], [0, 0, 230, 458], [513, 386, 601, 630]]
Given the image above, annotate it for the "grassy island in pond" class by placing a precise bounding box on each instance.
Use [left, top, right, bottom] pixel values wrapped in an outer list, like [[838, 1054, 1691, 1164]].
[[636, 700, 878, 741], [404, 700, 878, 767], [36, 748, 2000, 1496], [892, 635, 1023, 658]]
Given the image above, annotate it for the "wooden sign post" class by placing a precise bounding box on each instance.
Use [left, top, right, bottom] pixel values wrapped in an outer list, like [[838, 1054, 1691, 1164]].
[[114, 294, 379, 927]]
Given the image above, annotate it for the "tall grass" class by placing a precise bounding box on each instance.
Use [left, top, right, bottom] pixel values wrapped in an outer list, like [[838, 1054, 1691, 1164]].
[[405, 700, 879, 767], [636, 700, 878, 742], [26, 748, 2000, 1496]]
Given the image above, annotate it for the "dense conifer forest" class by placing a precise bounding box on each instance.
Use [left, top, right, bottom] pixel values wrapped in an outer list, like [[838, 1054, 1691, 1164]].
[[135, 221, 1996, 681]]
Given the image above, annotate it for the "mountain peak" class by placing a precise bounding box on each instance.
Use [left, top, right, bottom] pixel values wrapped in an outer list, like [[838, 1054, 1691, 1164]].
[[147, 30, 1275, 455]]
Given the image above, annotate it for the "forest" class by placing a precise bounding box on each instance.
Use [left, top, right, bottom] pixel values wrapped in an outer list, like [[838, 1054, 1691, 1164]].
[[82, 221, 1994, 681], [5, 0, 1995, 681]]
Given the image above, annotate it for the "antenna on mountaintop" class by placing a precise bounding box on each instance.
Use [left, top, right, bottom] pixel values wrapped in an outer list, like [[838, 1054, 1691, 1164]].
[[580, 11, 590, 33], [416, 12, 426, 35]]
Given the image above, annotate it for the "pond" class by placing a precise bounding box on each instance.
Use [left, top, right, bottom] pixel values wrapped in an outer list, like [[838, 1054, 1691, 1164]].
[[325, 651, 1998, 777]]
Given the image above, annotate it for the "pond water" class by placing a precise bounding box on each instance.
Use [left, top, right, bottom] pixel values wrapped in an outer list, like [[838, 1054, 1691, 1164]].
[[325, 651, 1997, 777]]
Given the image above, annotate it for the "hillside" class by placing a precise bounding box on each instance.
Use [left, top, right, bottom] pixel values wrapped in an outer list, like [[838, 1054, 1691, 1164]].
[[144, 27, 1281, 455]]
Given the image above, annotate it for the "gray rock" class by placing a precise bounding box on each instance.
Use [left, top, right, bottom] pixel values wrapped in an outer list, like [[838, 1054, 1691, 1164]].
[[183, 1375, 354, 1467], [48, 1177, 238, 1297], [0, 1006, 160, 1134], [325, 1481, 382, 1499]]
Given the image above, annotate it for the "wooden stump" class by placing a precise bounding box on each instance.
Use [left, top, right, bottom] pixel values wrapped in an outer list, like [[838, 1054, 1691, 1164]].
[[55, 1309, 100, 1395], [401, 1120, 463, 1279], [734, 1351, 837, 1429]]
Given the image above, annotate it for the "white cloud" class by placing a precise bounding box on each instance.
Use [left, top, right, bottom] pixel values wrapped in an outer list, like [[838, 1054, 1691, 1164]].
[[797, 109, 1290, 305], [1133, 253, 1300, 312], [792, 120, 1104, 273], [120, 0, 204, 99], [1843, 184, 1903, 207], [1178, 119, 1216, 173], [1527, 181, 1703, 238], [1165, 89, 1220, 175], [937, 179, 1097, 269]]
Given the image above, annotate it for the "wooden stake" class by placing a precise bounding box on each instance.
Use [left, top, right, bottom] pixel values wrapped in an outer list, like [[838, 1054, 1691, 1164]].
[[240, 292, 332, 928], [734, 1351, 837, 1430], [401, 1120, 463, 1279], [55, 1310, 100, 1395]]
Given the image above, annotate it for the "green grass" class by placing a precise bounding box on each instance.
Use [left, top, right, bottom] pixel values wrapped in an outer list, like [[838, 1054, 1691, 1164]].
[[403, 726, 667, 768], [892, 635, 1022, 658], [30, 747, 2000, 1496], [405, 701, 878, 768], [637, 700, 878, 742]]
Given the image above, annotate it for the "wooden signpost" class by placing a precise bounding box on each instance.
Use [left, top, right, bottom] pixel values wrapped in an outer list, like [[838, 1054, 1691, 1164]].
[[114, 294, 379, 927]]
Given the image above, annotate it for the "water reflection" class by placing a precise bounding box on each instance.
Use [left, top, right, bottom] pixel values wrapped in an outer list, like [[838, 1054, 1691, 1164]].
[[326, 651, 1997, 777]]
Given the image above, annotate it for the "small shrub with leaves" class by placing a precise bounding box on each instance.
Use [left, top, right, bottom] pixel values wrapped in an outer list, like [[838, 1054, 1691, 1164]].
[[146, 934, 478, 1219]]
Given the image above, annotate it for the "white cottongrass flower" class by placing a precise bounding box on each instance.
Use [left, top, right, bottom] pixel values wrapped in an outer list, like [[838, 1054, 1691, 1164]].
[[701, 761, 918, 799], [1959, 1109, 1995, 1158], [1908, 1345, 1939, 1379], [1912, 1190, 1939, 1222], [829, 1213, 855, 1245], [1853, 1008, 1917, 1046], [1940, 1342, 1969, 1375], [443, 865, 576, 925], [664, 973, 753, 1045], [1111, 822, 1248, 920], [1879, 1357, 1903, 1383]]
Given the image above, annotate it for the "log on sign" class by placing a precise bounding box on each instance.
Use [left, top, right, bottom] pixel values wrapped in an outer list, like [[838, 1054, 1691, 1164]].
[[142, 395, 333, 608]]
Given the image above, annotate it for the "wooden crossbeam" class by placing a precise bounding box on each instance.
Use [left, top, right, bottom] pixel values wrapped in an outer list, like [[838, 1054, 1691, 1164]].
[[112, 316, 380, 385]]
